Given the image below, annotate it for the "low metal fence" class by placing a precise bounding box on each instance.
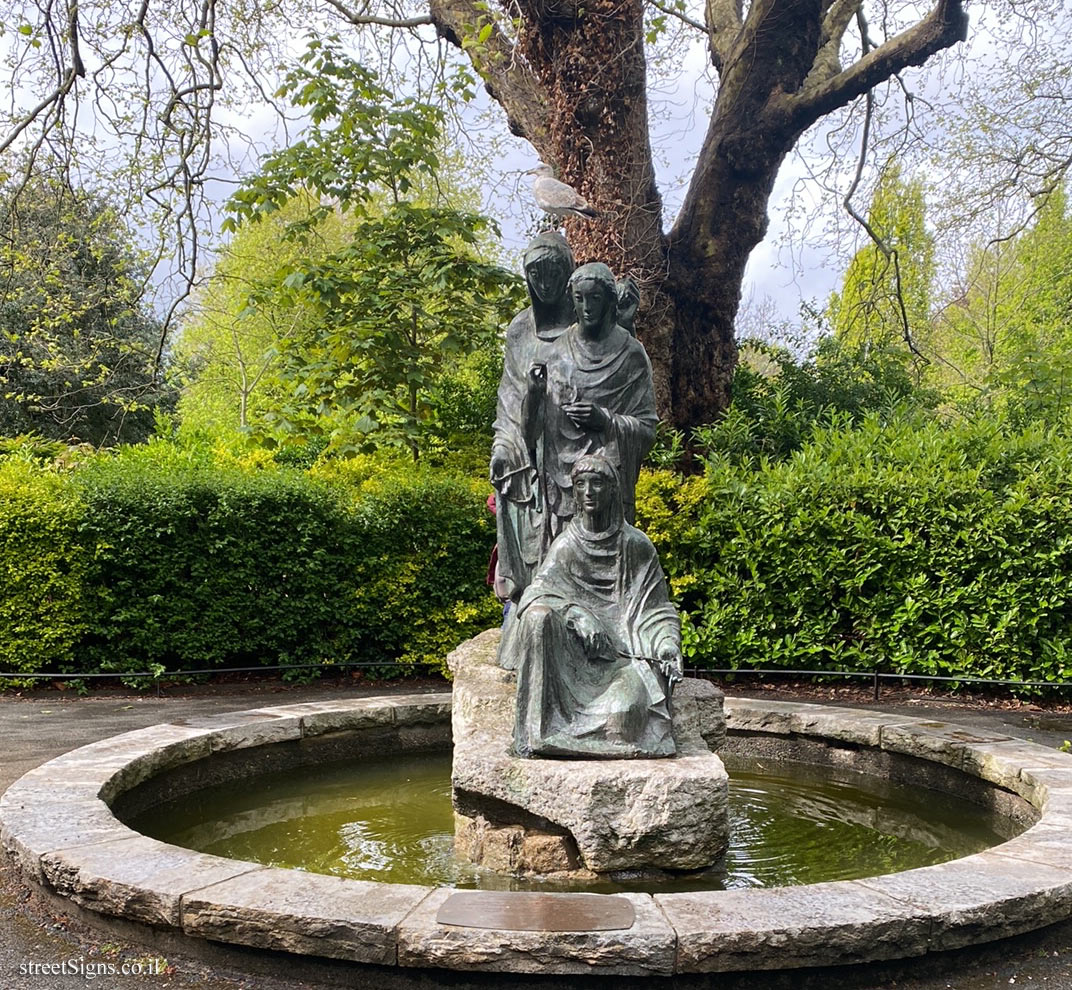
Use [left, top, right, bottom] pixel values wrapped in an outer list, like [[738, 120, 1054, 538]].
[[2, 660, 1071, 701]]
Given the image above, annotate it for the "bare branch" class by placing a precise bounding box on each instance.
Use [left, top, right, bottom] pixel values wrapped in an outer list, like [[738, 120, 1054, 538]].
[[645, 0, 705, 35], [0, 68, 80, 157], [322, 0, 434, 29], [841, 96, 874, 238], [785, 0, 967, 131], [840, 92, 926, 363], [68, 0, 87, 79]]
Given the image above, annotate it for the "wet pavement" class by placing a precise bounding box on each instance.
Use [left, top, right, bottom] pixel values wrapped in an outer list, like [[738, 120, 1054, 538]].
[[2, 680, 1072, 990]]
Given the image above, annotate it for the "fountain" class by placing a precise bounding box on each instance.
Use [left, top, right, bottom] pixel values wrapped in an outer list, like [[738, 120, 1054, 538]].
[[122, 716, 1008, 893], [5, 687, 1072, 981], [5, 242, 1072, 982]]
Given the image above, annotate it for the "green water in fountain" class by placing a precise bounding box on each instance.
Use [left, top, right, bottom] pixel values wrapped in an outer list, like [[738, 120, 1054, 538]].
[[130, 753, 1010, 893]]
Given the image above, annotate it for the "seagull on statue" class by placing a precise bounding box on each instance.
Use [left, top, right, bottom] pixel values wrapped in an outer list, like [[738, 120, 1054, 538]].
[[526, 163, 602, 223]]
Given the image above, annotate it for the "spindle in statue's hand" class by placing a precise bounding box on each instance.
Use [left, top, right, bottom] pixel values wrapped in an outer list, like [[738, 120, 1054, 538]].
[[657, 645, 684, 687], [527, 363, 547, 397]]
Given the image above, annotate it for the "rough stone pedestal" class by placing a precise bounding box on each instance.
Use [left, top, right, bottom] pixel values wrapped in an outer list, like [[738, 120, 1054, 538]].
[[448, 629, 729, 878]]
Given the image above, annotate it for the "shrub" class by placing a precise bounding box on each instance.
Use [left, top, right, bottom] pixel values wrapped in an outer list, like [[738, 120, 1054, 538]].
[[0, 461, 87, 680], [12, 406, 1072, 693], [337, 464, 498, 675], [74, 444, 356, 677], [691, 338, 939, 468], [637, 414, 1072, 688], [420, 346, 503, 472], [55, 442, 498, 681]]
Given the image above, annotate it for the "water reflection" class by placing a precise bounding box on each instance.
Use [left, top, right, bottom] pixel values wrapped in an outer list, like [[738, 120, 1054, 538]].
[[130, 752, 1008, 893]]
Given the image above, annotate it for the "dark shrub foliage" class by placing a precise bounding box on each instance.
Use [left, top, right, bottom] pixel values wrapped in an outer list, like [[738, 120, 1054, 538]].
[[1, 443, 496, 682], [638, 415, 1072, 688]]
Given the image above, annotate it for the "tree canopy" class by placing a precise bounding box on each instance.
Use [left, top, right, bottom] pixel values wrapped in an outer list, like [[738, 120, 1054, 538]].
[[175, 193, 336, 436], [0, 176, 174, 445], [828, 164, 934, 358], [184, 42, 522, 459], [0, 0, 1068, 430], [928, 185, 1072, 422]]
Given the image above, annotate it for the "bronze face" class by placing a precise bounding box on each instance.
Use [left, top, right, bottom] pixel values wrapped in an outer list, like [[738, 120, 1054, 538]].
[[571, 280, 611, 333]]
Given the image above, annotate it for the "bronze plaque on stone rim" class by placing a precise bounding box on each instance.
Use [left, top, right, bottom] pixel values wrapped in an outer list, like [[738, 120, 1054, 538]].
[[435, 891, 636, 931]]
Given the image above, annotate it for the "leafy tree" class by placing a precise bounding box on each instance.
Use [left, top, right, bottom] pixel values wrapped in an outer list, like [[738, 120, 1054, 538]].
[[932, 185, 1072, 421], [828, 165, 934, 358], [226, 43, 522, 459], [694, 336, 938, 467], [420, 345, 505, 470], [0, 176, 174, 445], [1005, 188, 1072, 346], [175, 194, 349, 436]]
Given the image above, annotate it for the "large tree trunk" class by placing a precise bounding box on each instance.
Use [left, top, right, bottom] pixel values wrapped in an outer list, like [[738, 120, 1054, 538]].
[[539, 0, 812, 429], [662, 157, 782, 429], [663, 0, 822, 428], [516, 0, 678, 416], [431, 0, 968, 431]]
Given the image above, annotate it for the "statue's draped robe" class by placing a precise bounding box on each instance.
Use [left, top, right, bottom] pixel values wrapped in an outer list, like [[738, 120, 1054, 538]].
[[491, 307, 569, 598], [543, 326, 657, 531], [513, 514, 680, 758]]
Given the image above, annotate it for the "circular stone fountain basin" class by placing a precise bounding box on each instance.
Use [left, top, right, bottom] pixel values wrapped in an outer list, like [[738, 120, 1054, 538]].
[[4, 691, 1072, 978], [125, 751, 1012, 892]]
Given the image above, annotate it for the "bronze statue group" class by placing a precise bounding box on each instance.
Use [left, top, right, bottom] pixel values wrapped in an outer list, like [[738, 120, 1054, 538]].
[[490, 233, 684, 761]]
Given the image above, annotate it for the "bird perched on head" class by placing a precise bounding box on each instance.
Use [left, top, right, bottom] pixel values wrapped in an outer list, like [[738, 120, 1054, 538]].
[[526, 163, 602, 222]]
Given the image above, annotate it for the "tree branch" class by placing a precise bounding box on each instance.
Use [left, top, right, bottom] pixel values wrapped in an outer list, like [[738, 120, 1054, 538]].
[[428, 0, 551, 149], [646, 0, 705, 35], [801, 0, 859, 91], [322, 0, 435, 29], [0, 66, 81, 156], [68, 0, 87, 78], [705, 0, 742, 72], [785, 0, 967, 131], [840, 90, 926, 362]]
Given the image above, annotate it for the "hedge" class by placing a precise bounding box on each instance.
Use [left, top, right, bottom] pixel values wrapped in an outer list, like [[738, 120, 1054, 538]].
[[637, 415, 1072, 686], [1, 443, 497, 681], [5, 414, 1072, 688], [0, 462, 87, 678]]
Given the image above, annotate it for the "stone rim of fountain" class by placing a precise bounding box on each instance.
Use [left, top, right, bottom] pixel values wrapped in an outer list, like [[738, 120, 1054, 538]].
[[4, 689, 1072, 976]]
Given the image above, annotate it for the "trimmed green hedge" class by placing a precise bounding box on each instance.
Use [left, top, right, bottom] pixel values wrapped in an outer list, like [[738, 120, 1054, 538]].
[[637, 415, 1072, 686], [76, 456, 355, 675], [1, 443, 496, 681], [344, 472, 500, 669], [6, 414, 1072, 688], [0, 462, 87, 678]]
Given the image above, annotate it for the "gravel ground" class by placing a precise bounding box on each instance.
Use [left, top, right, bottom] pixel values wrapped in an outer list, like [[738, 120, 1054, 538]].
[[2, 678, 1072, 990]]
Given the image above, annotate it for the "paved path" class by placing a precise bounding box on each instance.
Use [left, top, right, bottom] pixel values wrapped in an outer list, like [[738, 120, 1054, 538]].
[[2, 682, 1072, 989]]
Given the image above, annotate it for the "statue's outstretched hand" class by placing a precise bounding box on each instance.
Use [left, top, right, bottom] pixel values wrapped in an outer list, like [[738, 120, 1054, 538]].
[[657, 645, 684, 688]]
